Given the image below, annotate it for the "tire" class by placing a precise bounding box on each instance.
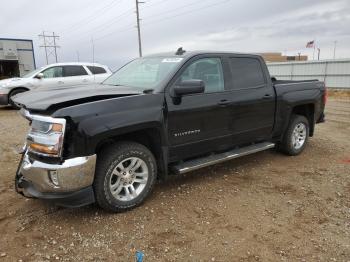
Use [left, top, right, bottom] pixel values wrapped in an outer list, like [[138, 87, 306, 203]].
[[279, 114, 309, 156], [9, 89, 27, 109], [94, 141, 157, 212]]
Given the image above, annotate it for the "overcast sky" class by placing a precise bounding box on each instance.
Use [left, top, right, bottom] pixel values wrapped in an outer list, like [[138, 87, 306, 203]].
[[1, 0, 350, 69]]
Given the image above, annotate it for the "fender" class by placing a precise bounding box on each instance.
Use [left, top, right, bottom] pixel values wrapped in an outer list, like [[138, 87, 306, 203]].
[[52, 93, 167, 158]]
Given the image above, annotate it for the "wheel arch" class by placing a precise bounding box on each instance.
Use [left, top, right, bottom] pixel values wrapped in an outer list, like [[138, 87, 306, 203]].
[[291, 103, 315, 136], [95, 128, 168, 179], [9, 87, 30, 97]]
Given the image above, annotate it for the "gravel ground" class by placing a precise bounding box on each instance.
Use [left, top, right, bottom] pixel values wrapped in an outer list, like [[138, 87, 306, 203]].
[[0, 98, 349, 262]]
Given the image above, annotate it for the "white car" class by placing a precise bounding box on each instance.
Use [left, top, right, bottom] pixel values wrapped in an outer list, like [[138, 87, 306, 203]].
[[0, 62, 112, 107]]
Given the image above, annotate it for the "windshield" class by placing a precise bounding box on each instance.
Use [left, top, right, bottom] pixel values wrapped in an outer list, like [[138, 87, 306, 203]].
[[22, 67, 43, 78], [103, 57, 183, 90]]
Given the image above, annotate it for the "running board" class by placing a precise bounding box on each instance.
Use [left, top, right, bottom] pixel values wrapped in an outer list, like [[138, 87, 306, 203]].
[[171, 142, 275, 174]]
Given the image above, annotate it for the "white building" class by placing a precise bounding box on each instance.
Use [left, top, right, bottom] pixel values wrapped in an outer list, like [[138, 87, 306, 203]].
[[0, 38, 36, 79], [267, 59, 350, 89]]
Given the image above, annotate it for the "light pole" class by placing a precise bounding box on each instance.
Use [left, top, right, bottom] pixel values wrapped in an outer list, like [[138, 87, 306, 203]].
[[135, 0, 145, 57]]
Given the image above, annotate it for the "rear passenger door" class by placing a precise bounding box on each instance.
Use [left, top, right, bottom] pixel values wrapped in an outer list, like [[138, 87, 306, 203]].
[[225, 56, 275, 144], [62, 65, 90, 86], [166, 55, 233, 162], [86, 65, 111, 83]]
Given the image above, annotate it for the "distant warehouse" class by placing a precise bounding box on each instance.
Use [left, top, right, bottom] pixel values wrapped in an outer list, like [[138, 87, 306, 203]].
[[259, 52, 308, 62], [0, 38, 36, 80]]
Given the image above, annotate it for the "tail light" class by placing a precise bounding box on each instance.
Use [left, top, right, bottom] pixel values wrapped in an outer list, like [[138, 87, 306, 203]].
[[323, 87, 328, 104]]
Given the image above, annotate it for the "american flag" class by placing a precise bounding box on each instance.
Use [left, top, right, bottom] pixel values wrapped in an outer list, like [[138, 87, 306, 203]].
[[306, 40, 315, 48]]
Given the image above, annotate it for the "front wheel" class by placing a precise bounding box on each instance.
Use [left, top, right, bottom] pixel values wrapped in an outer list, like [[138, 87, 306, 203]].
[[279, 114, 309, 156], [94, 141, 157, 212]]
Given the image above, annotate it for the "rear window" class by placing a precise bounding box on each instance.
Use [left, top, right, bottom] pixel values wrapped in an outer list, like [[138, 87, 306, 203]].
[[229, 58, 265, 89], [63, 66, 88, 77], [87, 66, 107, 74]]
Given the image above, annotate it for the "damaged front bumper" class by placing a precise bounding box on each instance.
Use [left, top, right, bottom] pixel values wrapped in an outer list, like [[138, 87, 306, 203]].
[[15, 151, 97, 207]]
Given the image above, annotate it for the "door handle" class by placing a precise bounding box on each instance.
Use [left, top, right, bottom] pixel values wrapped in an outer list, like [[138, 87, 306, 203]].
[[58, 81, 64, 84], [82, 79, 88, 82], [262, 94, 272, 99], [218, 99, 230, 106]]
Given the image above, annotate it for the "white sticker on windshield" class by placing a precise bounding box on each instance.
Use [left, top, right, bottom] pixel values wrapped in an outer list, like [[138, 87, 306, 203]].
[[162, 58, 183, 63]]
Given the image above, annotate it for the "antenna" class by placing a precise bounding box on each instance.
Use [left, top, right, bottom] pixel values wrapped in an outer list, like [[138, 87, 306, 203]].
[[175, 47, 186, 55]]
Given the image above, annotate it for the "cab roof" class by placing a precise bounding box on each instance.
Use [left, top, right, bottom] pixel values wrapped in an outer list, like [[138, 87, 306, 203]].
[[144, 50, 263, 59]]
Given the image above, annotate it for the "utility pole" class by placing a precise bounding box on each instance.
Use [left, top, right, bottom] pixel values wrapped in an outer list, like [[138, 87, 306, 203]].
[[38, 31, 60, 64], [298, 52, 301, 61], [135, 0, 145, 57], [39, 31, 48, 64], [91, 37, 95, 64], [317, 48, 320, 60], [333, 41, 337, 59], [52, 32, 58, 62]]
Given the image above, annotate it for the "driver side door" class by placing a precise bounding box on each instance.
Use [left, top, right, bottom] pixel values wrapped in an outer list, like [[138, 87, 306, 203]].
[[165, 55, 232, 162], [34, 66, 65, 89]]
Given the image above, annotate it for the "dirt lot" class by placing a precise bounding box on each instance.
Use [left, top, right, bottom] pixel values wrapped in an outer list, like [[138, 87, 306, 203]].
[[0, 98, 349, 262]]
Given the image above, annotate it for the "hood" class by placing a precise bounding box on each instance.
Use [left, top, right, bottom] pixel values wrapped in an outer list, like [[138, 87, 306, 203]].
[[12, 84, 143, 112], [0, 77, 30, 89]]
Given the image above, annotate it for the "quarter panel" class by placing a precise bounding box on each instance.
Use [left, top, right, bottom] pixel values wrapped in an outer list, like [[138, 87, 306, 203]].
[[273, 85, 322, 138]]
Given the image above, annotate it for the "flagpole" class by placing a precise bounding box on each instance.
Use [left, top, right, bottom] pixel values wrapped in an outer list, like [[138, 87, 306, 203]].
[[313, 45, 315, 60]]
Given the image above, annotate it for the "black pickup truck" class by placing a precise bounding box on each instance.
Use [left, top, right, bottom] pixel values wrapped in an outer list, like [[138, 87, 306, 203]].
[[14, 50, 326, 212]]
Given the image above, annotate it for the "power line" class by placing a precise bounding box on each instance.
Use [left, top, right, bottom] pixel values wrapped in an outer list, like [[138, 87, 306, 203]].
[[143, 0, 232, 26], [60, 0, 123, 35], [143, 0, 172, 9], [145, 0, 212, 19], [63, 8, 134, 42], [39, 31, 60, 64], [92, 0, 228, 42], [65, 0, 233, 52]]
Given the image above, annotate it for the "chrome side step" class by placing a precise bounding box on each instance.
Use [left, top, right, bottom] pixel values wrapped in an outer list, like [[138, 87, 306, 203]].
[[172, 142, 275, 174]]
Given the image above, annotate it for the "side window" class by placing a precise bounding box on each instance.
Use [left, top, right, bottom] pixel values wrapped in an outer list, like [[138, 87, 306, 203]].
[[41, 67, 63, 78], [63, 66, 88, 77], [179, 58, 224, 93], [229, 58, 265, 89], [87, 66, 107, 74]]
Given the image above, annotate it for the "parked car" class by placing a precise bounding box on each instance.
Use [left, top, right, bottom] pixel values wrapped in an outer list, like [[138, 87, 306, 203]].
[[14, 50, 326, 212], [0, 62, 112, 108]]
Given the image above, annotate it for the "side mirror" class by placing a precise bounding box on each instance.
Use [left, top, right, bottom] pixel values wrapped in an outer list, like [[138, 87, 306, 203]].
[[173, 79, 205, 97], [35, 73, 44, 79]]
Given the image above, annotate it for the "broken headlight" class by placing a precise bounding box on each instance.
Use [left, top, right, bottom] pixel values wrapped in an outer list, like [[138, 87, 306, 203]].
[[21, 110, 66, 157]]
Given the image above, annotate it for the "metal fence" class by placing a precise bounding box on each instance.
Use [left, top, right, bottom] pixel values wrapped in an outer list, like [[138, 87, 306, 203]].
[[267, 59, 350, 89]]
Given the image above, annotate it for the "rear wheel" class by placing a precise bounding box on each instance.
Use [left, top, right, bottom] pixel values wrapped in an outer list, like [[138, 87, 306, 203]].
[[94, 141, 157, 212], [279, 114, 309, 156], [9, 89, 27, 109]]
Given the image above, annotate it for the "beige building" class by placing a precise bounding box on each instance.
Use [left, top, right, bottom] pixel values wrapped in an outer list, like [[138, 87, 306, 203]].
[[259, 52, 308, 62], [0, 38, 36, 79]]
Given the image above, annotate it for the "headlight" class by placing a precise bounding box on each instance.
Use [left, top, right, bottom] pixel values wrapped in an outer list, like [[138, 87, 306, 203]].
[[21, 110, 66, 157]]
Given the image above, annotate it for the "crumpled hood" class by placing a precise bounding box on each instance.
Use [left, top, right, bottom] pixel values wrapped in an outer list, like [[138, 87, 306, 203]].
[[12, 84, 143, 112]]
